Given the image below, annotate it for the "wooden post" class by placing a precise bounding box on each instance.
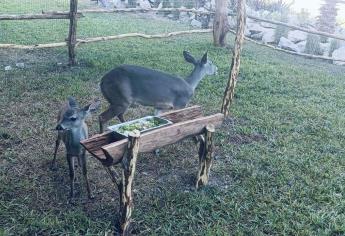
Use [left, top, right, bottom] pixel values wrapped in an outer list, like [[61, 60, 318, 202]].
[[119, 130, 140, 235], [196, 124, 215, 189], [221, 0, 246, 116], [213, 0, 229, 47], [68, 0, 78, 66]]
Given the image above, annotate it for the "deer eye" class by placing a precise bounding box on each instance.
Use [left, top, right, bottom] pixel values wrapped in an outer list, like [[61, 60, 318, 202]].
[[70, 117, 77, 121]]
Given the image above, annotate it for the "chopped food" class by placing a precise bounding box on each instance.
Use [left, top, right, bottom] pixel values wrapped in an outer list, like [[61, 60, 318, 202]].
[[116, 117, 165, 135]]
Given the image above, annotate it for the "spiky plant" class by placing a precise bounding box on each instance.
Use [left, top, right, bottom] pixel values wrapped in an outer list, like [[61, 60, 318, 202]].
[[317, 0, 339, 34]]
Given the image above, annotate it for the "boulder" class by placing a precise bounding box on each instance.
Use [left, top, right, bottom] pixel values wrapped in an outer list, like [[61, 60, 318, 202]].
[[288, 30, 307, 43], [250, 32, 263, 40], [190, 19, 202, 28], [262, 29, 275, 44], [247, 23, 266, 35], [113, 0, 126, 8], [332, 46, 345, 65], [137, 0, 151, 8], [260, 22, 276, 29], [278, 37, 299, 52]]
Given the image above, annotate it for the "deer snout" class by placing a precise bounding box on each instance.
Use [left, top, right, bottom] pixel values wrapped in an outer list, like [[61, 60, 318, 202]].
[[55, 124, 65, 131]]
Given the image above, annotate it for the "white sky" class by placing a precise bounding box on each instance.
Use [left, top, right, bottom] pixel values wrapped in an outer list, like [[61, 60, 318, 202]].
[[292, 0, 345, 20]]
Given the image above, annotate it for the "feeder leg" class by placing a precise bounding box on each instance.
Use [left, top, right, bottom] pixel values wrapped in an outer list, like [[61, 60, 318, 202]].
[[105, 166, 123, 206], [196, 124, 215, 189], [120, 131, 140, 235]]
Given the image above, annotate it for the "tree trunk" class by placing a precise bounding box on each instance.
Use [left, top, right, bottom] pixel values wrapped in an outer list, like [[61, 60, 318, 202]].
[[213, 0, 229, 47], [221, 0, 246, 116]]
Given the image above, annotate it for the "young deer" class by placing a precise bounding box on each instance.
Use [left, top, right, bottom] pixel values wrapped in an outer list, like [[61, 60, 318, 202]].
[[52, 97, 100, 201], [98, 51, 218, 132]]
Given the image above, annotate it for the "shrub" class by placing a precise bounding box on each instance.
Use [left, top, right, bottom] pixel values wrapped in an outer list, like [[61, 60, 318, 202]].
[[247, 0, 294, 13], [274, 13, 289, 43], [304, 34, 322, 55], [328, 39, 340, 57]]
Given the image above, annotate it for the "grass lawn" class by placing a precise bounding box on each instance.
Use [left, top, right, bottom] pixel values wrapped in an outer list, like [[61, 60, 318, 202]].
[[1, 1, 345, 235]]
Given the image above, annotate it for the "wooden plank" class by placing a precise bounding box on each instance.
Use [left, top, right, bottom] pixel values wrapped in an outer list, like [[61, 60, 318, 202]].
[[81, 106, 202, 162], [159, 105, 202, 123], [80, 131, 115, 160], [101, 113, 224, 166]]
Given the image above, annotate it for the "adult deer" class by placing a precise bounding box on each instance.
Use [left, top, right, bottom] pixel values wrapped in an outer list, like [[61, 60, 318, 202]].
[[52, 97, 100, 202], [98, 51, 218, 132]]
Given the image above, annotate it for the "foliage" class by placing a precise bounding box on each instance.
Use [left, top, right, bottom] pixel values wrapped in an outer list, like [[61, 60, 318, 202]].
[[296, 8, 312, 27], [274, 13, 289, 43], [305, 34, 323, 55], [317, 0, 338, 34], [328, 39, 341, 57], [246, 0, 294, 13]]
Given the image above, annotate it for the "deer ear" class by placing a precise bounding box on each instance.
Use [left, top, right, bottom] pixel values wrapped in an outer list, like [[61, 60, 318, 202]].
[[67, 96, 78, 108], [201, 52, 208, 64], [183, 51, 196, 64], [89, 99, 101, 112], [81, 99, 101, 118]]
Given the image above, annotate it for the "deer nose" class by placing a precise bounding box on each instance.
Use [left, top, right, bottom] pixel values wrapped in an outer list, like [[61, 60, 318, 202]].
[[55, 124, 64, 130]]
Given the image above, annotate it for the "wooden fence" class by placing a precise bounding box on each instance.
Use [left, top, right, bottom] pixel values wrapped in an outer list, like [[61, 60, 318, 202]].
[[1, 1, 345, 64]]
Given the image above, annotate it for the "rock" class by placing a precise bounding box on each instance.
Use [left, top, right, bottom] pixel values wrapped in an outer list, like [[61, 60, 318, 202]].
[[288, 30, 307, 43], [190, 19, 202, 28], [278, 37, 299, 52], [137, 0, 151, 9], [113, 0, 126, 8], [228, 16, 237, 29], [250, 32, 263, 40], [4, 66, 12, 71], [296, 40, 306, 53], [332, 46, 345, 65], [15, 63, 25, 68], [262, 29, 275, 44], [260, 22, 276, 29], [244, 28, 251, 37], [247, 23, 266, 35], [166, 13, 175, 20]]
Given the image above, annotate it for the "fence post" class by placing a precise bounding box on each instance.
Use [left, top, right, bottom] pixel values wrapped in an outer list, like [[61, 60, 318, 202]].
[[221, 0, 246, 116], [68, 0, 78, 65]]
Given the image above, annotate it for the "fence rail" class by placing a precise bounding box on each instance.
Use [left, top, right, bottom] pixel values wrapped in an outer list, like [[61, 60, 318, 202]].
[[1, 3, 344, 64]]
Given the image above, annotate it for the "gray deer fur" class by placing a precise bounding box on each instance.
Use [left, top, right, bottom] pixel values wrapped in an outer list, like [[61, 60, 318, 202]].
[[52, 97, 100, 202], [98, 51, 218, 132]]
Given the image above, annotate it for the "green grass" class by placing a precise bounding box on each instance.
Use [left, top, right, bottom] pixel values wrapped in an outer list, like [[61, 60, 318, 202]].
[[1, 1, 345, 235]]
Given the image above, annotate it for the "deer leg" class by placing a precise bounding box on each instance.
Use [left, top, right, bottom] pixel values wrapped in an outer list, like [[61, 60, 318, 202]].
[[66, 154, 76, 202], [51, 134, 61, 170], [118, 113, 125, 123], [99, 105, 128, 133], [81, 150, 93, 199]]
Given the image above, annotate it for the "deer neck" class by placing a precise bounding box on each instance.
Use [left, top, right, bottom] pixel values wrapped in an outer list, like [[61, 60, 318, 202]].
[[185, 66, 206, 91]]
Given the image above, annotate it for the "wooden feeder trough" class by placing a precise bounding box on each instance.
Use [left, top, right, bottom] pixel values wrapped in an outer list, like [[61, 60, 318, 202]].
[[81, 106, 224, 235]]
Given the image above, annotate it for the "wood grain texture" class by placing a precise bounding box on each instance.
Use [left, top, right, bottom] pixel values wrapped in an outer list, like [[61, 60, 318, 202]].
[[68, 0, 78, 65], [101, 113, 224, 166], [120, 131, 140, 235], [221, 0, 246, 116], [196, 125, 215, 189]]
